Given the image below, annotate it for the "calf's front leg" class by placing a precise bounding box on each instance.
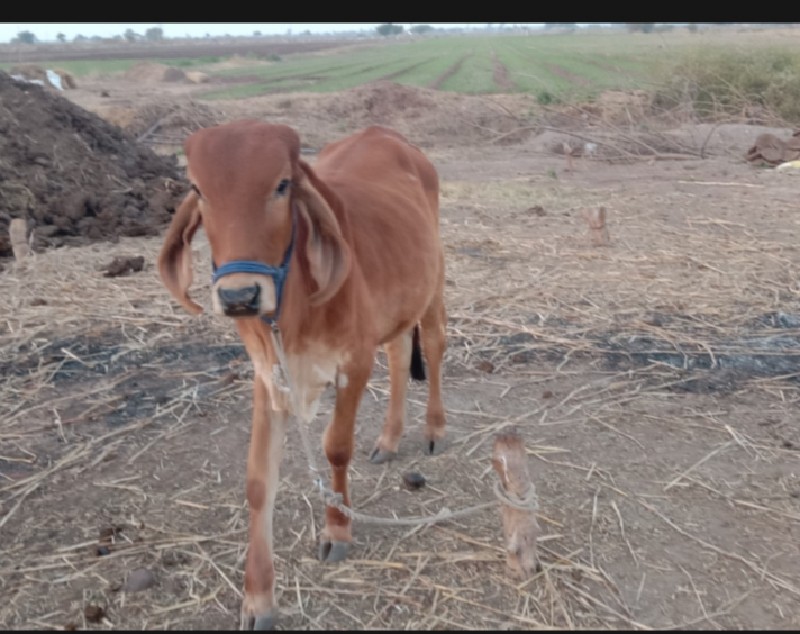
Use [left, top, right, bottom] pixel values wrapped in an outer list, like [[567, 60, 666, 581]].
[[318, 351, 374, 562], [241, 379, 287, 630]]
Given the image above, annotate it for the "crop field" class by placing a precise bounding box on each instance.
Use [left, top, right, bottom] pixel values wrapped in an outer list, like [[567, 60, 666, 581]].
[[6, 28, 800, 103], [195, 34, 659, 100], [1, 31, 685, 100]]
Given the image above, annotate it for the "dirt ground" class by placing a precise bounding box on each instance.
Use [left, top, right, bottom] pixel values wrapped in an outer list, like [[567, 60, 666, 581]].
[[1, 67, 800, 631]]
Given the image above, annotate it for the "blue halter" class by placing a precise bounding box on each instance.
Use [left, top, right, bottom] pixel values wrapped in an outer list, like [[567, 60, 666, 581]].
[[210, 218, 296, 324]]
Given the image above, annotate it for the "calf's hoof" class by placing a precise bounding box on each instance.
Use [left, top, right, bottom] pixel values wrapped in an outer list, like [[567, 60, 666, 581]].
[[241, 610, 276, 631], [424, 436, 447, 456], [318, 539, 350, 563], [369, 446, 397, 464]]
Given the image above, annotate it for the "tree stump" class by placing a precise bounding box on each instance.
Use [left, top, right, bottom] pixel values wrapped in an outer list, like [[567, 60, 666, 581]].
[[9, 218, 30, 260], [492, 429, 540, 578]]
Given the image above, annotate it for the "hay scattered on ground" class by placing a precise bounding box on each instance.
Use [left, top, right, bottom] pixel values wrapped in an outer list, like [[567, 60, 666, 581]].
[[2, 138, 800, 629], [2, 70, 800, 629]]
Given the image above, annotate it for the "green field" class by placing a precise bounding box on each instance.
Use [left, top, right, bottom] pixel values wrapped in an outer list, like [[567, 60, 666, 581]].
[[4, 29, 799, 115], [0, 34, 659, 100], [196, 34, 664, 100]]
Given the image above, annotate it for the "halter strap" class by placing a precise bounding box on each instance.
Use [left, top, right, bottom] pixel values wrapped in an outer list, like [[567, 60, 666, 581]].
[[210, 218, 296, 324]]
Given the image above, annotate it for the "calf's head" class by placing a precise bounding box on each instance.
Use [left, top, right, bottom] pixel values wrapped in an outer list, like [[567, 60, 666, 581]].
[[157, 120, 351, 320]]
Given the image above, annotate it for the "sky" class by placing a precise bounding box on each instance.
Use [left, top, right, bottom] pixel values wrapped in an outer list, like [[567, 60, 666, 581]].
[[0, 23, 535, 43]]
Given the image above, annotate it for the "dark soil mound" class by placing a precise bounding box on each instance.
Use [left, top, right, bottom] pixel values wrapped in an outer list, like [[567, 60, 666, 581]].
[[324, 80, 437, 124], [0, 71, 186, 262]]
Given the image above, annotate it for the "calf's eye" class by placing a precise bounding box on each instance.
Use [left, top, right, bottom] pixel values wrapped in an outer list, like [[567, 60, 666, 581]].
[[275, 179, 291, 196]]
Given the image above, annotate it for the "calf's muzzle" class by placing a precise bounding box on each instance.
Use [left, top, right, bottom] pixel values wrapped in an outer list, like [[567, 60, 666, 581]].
[[218, 284, 262, 317]]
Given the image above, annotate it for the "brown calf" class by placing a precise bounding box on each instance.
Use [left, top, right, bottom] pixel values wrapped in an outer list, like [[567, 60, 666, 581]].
[[157, 120, 447, 629]]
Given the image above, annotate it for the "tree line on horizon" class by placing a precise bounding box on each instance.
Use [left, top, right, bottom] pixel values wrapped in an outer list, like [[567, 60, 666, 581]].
[[9, 23, 798, 45]]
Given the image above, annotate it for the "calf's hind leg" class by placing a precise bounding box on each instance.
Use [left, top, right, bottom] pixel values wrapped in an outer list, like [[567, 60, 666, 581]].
[[369, 330, 415, 464], [420, 293, 447, 455]]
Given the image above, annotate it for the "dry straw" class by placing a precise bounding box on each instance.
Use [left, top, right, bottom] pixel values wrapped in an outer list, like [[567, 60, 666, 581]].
[[3, 98, 800, 628]]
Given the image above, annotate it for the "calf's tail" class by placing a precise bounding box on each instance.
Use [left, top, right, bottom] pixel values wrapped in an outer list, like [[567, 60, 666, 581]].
[[410, 324, 426, 381]]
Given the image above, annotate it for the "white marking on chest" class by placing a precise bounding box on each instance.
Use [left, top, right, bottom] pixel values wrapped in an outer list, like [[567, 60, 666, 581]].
[[252, 345, 347, 422]]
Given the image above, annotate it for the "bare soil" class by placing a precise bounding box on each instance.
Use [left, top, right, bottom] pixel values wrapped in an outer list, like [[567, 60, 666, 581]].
[[0, 72, 185, 262], [1, 60, 799, 631], [545, 62, 591, 87], [427, 55, 470, 91], [491, 51, 515, 91]]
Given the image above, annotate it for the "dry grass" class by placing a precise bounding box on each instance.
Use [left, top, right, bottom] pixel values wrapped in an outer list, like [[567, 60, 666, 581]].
[[439, 164, 800, 375], [2, 112, 800, 630]]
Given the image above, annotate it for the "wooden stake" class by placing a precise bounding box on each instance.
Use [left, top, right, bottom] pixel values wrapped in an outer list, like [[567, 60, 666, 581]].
[[9, 218, 30, 260], [492, 429, 539, 578], [562, 142, 575, 171], [581, 206, 610, 246]]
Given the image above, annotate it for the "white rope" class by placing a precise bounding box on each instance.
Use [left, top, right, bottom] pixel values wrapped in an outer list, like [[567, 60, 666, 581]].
[[269, 325, 538, 528]]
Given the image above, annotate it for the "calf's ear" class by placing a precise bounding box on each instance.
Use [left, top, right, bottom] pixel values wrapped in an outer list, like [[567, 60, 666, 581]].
[[157, 189, 204, 315], [292, 161, 352, 306]]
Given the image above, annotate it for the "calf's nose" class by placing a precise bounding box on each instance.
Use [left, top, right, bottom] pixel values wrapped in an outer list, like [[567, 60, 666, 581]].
[[218, 285, 261, 317]]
